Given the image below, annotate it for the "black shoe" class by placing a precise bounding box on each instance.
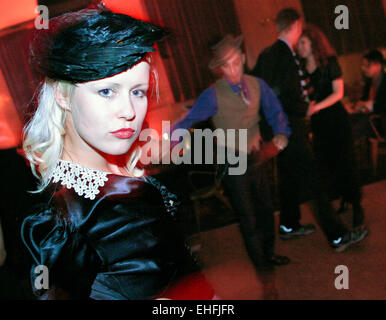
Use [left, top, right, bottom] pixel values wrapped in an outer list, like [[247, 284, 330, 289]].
[[330, 232, 352, 252], [279, 224, 316, 240], [351, 225, 369, 244], [265, 255, 291, 266], [330, 227, 369, 252], [337, 199, 349, 214]]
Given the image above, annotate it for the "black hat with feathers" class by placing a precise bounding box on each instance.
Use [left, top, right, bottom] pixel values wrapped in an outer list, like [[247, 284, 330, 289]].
[[30, 8, 165, 83]]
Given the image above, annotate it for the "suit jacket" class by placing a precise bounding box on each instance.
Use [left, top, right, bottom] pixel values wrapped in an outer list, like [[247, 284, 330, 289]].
[[250, 40, 308, 119], [362, 72, 386, 115]]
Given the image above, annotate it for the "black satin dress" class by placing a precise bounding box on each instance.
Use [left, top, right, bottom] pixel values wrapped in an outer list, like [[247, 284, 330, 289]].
[[21, 169, 197, 300]]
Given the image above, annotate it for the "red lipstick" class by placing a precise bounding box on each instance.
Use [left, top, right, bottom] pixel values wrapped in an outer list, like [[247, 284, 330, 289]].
[[111, 128, 135, 139]]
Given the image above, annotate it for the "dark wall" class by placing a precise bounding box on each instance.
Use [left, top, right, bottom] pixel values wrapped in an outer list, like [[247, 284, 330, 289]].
[[301, 0, 386, 55], [144, 0, 242, 102]]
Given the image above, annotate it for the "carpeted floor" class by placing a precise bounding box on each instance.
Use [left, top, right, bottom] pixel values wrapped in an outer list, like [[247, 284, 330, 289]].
[[189, 180, 386, 300]]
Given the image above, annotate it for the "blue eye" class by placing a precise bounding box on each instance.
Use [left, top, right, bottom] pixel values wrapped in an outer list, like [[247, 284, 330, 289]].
[[131, 89, 147, 97], [98, 88, 114, 97]]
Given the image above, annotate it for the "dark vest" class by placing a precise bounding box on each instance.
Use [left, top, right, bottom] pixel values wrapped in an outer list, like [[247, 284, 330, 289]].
[[212, 75, 261, 153]]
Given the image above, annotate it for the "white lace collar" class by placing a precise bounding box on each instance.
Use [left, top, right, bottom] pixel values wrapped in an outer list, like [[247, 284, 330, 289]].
[[50, 160, 109, 200]]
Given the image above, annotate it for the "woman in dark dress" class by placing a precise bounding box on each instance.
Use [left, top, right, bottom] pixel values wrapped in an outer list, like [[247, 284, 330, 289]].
[[21, 7, 214, 300], [297, 24, 367, 232]]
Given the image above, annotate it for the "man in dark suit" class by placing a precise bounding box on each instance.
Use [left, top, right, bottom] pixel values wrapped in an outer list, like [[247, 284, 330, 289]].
[[250, 8, 367, 252], [354, 50, 386, 136]]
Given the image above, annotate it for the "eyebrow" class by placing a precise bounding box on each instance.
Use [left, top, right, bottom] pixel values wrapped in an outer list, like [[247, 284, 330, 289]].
[[91, 82, 149, 88], [91, 82, 120, 87], [131, 83, 149, 89]]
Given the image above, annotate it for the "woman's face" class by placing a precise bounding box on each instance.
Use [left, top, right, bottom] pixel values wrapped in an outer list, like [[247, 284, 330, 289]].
[[64, 61, 150, 159], [297, 35, 312, 59]]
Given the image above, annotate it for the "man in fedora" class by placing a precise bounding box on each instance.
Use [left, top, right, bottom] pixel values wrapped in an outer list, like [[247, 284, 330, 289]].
[[173, 34, 291, 272]]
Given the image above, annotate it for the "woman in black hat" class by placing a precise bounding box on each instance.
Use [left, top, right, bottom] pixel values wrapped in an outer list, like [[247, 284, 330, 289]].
[[21, 7, 214, 300]]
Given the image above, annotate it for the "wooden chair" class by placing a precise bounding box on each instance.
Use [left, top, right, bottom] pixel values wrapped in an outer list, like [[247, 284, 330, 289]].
[[187, 166, 232, 252]]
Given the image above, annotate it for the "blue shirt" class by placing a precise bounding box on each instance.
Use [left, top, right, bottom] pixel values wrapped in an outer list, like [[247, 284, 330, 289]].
[[173, 77, 291, 137]]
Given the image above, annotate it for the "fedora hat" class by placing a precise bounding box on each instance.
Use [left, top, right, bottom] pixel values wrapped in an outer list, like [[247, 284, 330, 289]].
[[208, 34, 243, 70]]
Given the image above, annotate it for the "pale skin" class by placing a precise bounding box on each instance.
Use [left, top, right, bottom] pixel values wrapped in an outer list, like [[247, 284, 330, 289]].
[[219, 50, 288, 151], [55, 61, 150, 176], [297, 35, 344, 117]]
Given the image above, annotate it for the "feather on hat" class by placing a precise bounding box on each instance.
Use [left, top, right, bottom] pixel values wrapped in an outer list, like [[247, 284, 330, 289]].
[[30, 9, 165, 83]]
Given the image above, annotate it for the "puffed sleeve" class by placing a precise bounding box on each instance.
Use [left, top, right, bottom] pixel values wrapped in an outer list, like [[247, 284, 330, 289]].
[[21, 206, 101, 299], [327, 56, 343, 81]]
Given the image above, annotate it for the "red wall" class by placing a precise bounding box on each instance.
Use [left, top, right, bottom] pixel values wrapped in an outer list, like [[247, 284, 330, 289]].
[[0, 0, 37, 30]]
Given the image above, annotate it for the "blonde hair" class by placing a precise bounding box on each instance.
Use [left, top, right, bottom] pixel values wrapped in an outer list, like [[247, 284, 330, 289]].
[[23, 78, 144, 193]]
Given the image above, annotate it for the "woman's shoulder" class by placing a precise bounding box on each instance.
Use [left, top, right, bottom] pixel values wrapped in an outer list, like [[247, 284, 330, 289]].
[[38, 161, 180, 227], [21, 173, 150, 253], [48, 160, 156, 199], [142, 175, 180, 216], [324, 55, 342, 79], [326, 55, 340, 65], [21, 203, 76, 265], [325, 55, 341, 67]]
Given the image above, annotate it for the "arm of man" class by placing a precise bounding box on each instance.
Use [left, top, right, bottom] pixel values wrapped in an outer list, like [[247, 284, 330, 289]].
[[172, 87, 218, 131], [251, 51, 278, 94], [249, 78, 291, 165], [353, 100, 374, 113], [258, 78, 291, 150], [170, 87, 218, 151]]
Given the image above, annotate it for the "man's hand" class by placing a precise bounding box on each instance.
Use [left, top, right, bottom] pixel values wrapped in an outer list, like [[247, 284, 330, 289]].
[[353, 100, 373, 113], [272, 134, 288, 151]]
